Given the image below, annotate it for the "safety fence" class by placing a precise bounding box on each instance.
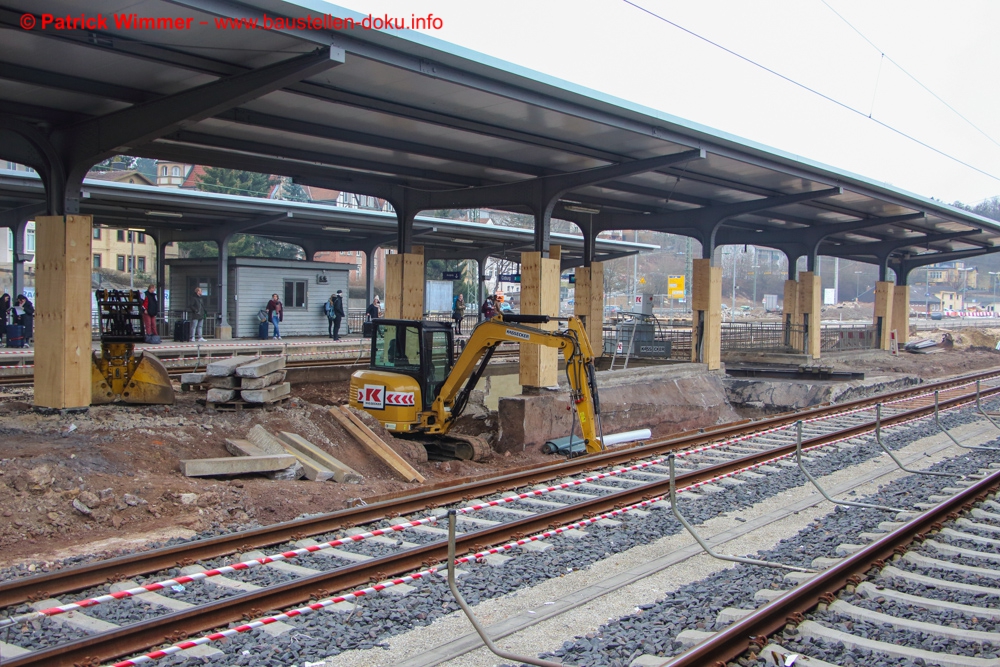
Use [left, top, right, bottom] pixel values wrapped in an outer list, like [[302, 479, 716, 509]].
[[820, 323, 877, 351]]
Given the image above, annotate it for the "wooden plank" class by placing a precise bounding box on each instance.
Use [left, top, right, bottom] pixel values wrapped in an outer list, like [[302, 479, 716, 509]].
[[574, 262, 603, 355], [519, 251, 560, 388], [180, 454, 297, 477], [548, 244, 561, 261], [873, 281, 895, 350], [276, 432, 363, 483], [798, 271, 821, 358], [329, 406, 424, 483], [384, 253, 403, 319], [691, 259, 721, 370], [401, 252, 424, 320], [34, 215, 93, 409]]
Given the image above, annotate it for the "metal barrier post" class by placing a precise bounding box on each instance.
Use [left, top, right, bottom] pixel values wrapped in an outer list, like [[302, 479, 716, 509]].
[[795, 421, 906, 512], [874, 404, 957, 477], [975, 380, 1000, 430], [446, 510, 563, 667], [935, 390, 1000, 451], [667, 455, 813, 572]]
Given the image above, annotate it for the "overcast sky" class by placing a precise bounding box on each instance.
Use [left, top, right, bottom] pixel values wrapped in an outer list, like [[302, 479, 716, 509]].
[[327, 0, 1000, 207]]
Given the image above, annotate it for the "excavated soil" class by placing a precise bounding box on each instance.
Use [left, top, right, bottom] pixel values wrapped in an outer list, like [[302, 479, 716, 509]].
[[0, 379, 551, 568]]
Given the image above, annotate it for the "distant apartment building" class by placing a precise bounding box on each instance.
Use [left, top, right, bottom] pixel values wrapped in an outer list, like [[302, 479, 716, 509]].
[[924, 261, 979, 289]]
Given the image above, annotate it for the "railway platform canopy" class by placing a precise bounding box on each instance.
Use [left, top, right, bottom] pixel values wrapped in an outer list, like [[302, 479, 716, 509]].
[[2, 0, 1000, 408]]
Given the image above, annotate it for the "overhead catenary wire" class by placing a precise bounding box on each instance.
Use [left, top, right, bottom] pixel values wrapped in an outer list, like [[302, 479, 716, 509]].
[[620, 0, 1000, 185], [818, 0, 1000, 151]]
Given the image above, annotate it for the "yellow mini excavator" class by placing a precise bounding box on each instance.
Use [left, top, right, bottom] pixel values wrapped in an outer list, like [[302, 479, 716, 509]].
[[91, 289, 174, 405], [349, 314, 603, 459]]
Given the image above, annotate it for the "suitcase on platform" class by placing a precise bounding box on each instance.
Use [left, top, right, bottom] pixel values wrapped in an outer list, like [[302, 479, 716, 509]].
[[5, 324, 24, 348], [362, 321, 374, 338], [173, 320, 192, 343], [258, 321, 270, 340]]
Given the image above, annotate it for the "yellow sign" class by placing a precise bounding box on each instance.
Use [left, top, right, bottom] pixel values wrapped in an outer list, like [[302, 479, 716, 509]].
[[639, 277, 646, 285], [667, 275, 685, 299]]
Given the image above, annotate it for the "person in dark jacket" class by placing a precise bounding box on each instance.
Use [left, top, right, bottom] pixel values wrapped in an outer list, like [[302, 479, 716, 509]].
[[141, 284, 159, 338], [189, 287, 207, 342], [452, 294, 466, 334], [266, 293, 283, 340], [0, 293, 9, 345], [365, 296, 381, 321], [480, 295, 496, 321], [14, 294, 33, 343], [332, 289, 346, 340]]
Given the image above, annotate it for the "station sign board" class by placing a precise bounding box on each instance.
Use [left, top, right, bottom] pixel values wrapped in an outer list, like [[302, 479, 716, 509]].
[[667, 275, 685, 299], [498, 273, 521, 283], [442, 271, 462, 280]]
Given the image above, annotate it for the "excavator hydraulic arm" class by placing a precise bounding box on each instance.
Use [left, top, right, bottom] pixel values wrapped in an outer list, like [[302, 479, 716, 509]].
[[423, 314, 604, 454]]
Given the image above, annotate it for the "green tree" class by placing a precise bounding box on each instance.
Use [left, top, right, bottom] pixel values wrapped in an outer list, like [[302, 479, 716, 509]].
[[178, 235, 302, 260], [281, 178, 310, 202], [196, 167, 277, 198]]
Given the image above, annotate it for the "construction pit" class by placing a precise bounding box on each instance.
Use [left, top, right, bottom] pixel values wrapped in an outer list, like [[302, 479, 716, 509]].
[[1, 339, 999, 569]]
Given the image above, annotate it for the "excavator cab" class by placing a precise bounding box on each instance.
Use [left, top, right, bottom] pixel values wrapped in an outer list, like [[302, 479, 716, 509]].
[[349, 319, 454, 432]]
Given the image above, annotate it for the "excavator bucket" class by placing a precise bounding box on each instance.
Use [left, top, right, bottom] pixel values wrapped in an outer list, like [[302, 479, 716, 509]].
[[120, 352, 174, 404], [91, 347, 174, 405]]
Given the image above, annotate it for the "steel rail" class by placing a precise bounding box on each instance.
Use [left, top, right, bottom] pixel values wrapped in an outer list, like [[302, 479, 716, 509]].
[[661, 464, 1000, 667], [0, 370, 996, 611], [5, 382, 1000, 667]]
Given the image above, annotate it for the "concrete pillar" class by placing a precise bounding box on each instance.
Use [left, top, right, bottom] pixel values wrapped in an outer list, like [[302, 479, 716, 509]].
[[520, 250, 560, 388], [12, 218, 29, 299], [574, 261, 604, 356], [364, 246, 377, 306], [216, 235, 232, 340], [892, 285, 910, 345], [384, 251, 424, 320], [798, 271, 821, 359], [33, 215, 93, 410], [690, 258, 721, 371], [873, 281, 895, 350], [783, 279, 801, 351]]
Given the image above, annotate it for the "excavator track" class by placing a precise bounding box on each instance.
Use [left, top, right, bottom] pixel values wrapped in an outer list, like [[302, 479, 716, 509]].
[[420, 433, 493, 462]]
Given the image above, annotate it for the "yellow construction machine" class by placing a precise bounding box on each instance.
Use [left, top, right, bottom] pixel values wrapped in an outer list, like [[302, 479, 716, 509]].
[[349, 314, 603, 459], [91, 289, 174, 405]]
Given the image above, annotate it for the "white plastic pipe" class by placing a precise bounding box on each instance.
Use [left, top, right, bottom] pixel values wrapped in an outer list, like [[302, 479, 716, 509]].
[[598, 428, 652, 447]]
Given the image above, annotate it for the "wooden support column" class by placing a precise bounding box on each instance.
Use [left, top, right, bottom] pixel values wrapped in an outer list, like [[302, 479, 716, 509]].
[[34, 215, 92, 410], [574, 261, 604, 356], [690, 258, 721, 371], [783, 280, 801, 351], [384, 251, 424, 320], [798, 271, 821, 359], [892, 285, 909, 345], [520, 251, 560, 388], [873, 281, 895, 350]]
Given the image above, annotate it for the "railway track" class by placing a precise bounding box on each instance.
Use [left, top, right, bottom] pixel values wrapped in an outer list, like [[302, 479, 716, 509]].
[[1, 370, 1000, 666]]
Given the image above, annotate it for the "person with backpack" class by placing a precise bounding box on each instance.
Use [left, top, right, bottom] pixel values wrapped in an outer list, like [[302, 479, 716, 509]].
[[141, 284, 160, 341], [480, 294, 496, 321], [332, 290, 346, 340], [266, 293, 283, 340], [324, 293, 336, 338], [189, 286, 207, 342]]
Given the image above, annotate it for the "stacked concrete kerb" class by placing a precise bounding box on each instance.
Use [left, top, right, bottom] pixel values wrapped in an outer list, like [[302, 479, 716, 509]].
[[182, 355, 290, 406]]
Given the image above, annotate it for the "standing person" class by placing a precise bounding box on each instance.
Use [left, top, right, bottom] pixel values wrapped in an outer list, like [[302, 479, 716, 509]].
[[480, 294, 496, 321], [366, 295, 381, 321], [266, 293, 283, 340], [189, 286, 207, 342], [141, 284, 159, 338], [332, 289, 346, 340], [14, 294, 33, 344], [452, 293, 466, 334], [324, 294, 336, 338], [0, 293, 9, 345]]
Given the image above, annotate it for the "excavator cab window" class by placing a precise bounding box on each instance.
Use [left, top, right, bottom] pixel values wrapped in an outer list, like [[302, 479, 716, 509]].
[[373, 323, 421, 371], [423, 329, 452, 405]]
